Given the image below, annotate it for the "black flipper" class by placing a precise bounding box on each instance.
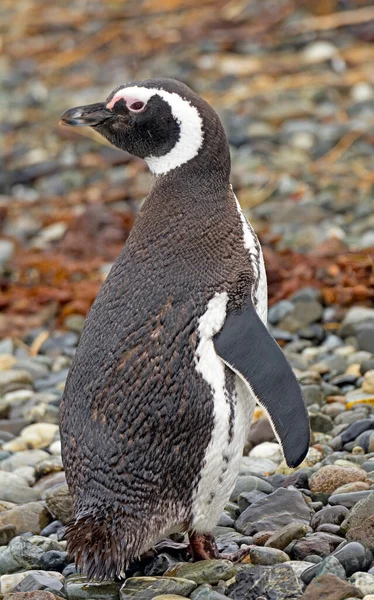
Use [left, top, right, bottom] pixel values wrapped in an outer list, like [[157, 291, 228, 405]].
[[213, 296, 310, 468]]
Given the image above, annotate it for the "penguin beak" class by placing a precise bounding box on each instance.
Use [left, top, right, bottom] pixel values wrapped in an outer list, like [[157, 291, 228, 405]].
[[60, 103, 113, 127]]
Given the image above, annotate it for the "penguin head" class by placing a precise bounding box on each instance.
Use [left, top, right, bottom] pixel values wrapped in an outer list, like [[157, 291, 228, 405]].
[[60, 78, 230, 178]]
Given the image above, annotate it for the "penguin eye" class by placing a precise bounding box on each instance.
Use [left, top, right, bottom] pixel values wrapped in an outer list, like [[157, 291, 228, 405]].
[[128, 101, 146, 113]]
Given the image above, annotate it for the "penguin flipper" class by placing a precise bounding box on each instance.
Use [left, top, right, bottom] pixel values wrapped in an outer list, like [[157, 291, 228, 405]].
[[213, 296, 310, 468]]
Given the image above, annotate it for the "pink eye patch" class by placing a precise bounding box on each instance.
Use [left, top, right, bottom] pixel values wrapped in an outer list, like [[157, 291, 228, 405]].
[[107, 93, 146, 112]]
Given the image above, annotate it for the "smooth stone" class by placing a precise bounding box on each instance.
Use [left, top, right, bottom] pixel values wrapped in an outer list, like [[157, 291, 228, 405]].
[[302, 385, 323, 407], [215, 531, 253, 547], [268, 301, 295, 325], [235, 488, 312, 536], [0, 502, 50, 534], [34, 456, 64, 478], [65, 574, 120, 600], [0, 371, 34, 395], [227, 564, 303, 599], [0, 472, 41, 504], [248, 546, 289, 565], [342, 492, 374, 550], [278, 300, 323, 333], [363, 372, 374, 395], [144, 554, 180, 577], [190, 582, 228, 600], [0, 570, 64, 594], [349, 573, 374, 595], [333, 482, 371, 495], [287, 560, 316, 578], [44, 484, 73, 524], [230, 475, 273, 501], [238, 490, 267, 512], [33, 471, 66, 493], [1, 450, 49, 472], [249, 442, 282, 462], [358, 329, 374, 354], [3, 424, 59, 452], [340, 308, 374, 337], [329, 491, 372, 508], [291, 533, 340, 560], [361, 360, 374, 376], [302, 542, 373, 584], [28, 536, 63, 552], [310, 464, 367, 494], [314, 555, 346, 582], [240, 457, 278, 476], [38, 550, 69, 572], [309, 412, 334, 433], [13, 466, 37, 486], [217, 511, 234, 528], [245, 417, 276, 450], [120, 577, 196, 599], [341, 421, 374, 446], [0, 537, 44, 575], [164, 560, 236, 585], [13, 571, 64, 593], [0, 524, 17, 545], [316, 524, 342, 535], [265, 523, 309, 550], [300, 573, 364, 599], [355, 432, 374, 454]]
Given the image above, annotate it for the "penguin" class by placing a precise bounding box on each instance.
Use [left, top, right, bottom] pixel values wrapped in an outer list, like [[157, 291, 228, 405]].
[[59, 78, 310, 581]]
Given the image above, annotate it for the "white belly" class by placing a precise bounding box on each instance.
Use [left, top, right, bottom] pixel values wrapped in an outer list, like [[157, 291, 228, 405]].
[[191, 374, 255, 531], [191, 197, 267, 532]]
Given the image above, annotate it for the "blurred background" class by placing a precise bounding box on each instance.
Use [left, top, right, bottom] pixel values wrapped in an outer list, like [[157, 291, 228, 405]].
[[1, 0, 374, 341], [1, 4, 374, 591]]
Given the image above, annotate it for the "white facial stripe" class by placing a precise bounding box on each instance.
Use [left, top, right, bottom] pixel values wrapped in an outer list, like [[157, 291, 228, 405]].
[[108, 86, 204, 175]]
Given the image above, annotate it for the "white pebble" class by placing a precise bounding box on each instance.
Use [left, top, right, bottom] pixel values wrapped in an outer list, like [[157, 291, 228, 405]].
[[351, 83, 374, 103], [302, 41, 337, 62]]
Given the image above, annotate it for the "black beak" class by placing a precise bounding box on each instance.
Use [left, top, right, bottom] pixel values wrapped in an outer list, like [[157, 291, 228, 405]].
[[60, 102, 113, 127]]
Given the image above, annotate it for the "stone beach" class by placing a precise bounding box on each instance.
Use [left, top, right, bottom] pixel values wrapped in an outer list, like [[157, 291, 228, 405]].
[[1, 0, 374, 598]]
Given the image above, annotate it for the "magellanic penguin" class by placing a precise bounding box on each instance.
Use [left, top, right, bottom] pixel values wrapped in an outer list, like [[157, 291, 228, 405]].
[[59, 78, 310, 581]]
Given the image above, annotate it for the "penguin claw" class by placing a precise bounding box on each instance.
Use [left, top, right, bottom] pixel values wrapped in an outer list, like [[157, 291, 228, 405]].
[[188, 532, 250, 563]]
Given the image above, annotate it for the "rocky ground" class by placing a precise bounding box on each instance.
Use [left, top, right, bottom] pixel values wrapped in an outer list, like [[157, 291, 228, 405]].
[[1, 0, 374, 599]]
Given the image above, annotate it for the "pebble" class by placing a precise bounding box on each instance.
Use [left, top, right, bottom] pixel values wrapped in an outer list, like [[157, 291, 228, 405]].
[[65, 575, 120, 600], [0, 570, 64, 594], [342, 492, 374, 550], [44, 484, 74, 524], [3, 423, 59, 452], [301, 573, 364, 600], [0, 537, 44, 575], [248, 442, 282, 462], [230, 475, 273, 501], [349, 573, 374, 596], [329, 491, 373, 508], [0, 502, 50, 535], [0, 371, 34, 395], [1, 450, 50, 472], [235, 488, 312, 535], [227, 564, 303, 599], [0, 471, 41, 504], [248, 546, 290, 565], [190, 583, 228, 600], [265, 523, 308, 550], [309, 465, 368, 494], [119, 576, 197, 599], [164, 561, 236, 585]]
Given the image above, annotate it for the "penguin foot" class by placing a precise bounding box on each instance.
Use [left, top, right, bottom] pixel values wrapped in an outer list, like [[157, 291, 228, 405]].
[[188, 532, 250, 562]]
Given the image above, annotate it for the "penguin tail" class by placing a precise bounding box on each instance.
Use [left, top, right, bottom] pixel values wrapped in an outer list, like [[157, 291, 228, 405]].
[[65, 513, 133, 581]]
